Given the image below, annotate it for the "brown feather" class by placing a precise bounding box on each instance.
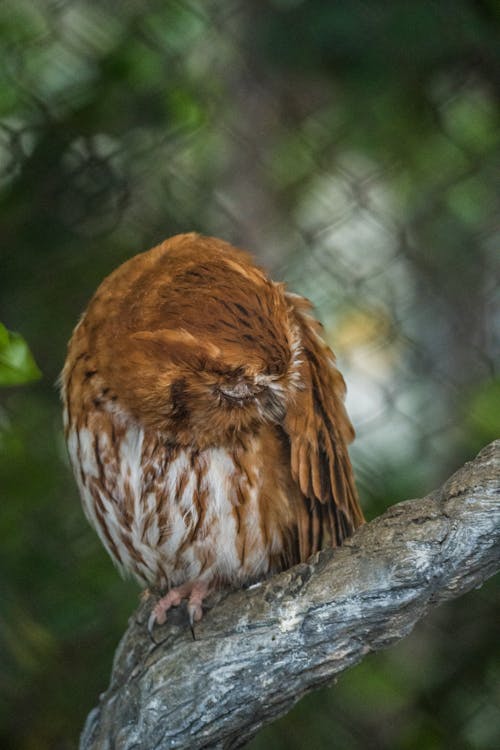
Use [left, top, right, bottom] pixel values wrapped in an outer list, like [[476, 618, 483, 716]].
[[283, 291, 364, 552]]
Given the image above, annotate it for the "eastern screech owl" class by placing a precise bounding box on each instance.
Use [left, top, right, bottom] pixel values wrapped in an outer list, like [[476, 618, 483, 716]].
[[62, 233, 364, 630]]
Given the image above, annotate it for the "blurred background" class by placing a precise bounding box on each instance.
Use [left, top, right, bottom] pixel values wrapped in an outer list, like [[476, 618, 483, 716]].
[[0, 1, 499, 748]]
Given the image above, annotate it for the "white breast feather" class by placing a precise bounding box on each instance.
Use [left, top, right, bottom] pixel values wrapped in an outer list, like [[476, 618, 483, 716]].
[[67, 419, 271, 587]]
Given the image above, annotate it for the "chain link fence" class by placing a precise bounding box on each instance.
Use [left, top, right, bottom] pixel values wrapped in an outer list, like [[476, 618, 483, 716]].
[[1, 2, 498, 749]]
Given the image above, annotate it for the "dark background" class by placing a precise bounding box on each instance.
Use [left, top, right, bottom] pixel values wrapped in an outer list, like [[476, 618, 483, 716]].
[[0, 1, 498, 748]]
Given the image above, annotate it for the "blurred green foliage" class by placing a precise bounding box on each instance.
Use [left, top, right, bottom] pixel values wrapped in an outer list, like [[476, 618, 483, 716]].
[[0, 324, 41, 386], [0, 1, 498, 749]]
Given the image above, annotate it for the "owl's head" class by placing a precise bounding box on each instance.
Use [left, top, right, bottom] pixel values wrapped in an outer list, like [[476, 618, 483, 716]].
[[101, 315, 298, 447], [82, 235, 301, 447]]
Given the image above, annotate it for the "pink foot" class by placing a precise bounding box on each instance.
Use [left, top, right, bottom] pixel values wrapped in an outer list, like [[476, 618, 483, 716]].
[[148, 580, 210, 635]]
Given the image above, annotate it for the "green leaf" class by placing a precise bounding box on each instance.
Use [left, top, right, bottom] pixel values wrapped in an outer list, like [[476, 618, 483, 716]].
[[0, 324, 42, 386]]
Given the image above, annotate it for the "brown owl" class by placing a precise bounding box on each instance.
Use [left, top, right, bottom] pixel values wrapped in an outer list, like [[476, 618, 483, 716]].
[[61, 233, 363, 631]]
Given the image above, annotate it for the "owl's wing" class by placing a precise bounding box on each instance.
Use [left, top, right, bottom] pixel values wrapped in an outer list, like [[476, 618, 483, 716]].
[[283, 292, 364, 560]]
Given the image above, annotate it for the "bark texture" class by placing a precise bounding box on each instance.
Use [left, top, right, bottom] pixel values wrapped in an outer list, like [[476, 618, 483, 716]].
[[81, 441, 499, 750]]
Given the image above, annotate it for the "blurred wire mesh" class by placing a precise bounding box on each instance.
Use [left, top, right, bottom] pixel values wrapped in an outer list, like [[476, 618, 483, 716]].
[[0, 2, 498, 749]]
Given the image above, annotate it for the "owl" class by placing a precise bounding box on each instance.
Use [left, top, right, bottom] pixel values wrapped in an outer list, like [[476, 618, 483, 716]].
[[61, 233, 364, 631]]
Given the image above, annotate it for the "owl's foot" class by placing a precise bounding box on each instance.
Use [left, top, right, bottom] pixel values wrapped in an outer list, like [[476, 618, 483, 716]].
[[148, 579, 210, 636]]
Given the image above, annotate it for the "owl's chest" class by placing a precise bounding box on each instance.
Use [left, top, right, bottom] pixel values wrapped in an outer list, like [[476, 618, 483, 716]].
[[68, 422, 286, 587]]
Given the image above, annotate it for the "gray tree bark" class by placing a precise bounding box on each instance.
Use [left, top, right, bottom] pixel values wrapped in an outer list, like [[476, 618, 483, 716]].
[[80, 441, 499, 750]]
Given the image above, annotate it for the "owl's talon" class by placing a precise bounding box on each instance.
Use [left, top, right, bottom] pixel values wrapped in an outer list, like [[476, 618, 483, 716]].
[[147, 603, 167, 635], [148, 611, 158, 636], [187, 601, 203, 627], [187, 597, 204, 640]]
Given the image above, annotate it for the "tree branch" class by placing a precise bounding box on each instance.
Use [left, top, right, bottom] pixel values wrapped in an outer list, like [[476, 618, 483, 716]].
[[80, 441, 499, 750]]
